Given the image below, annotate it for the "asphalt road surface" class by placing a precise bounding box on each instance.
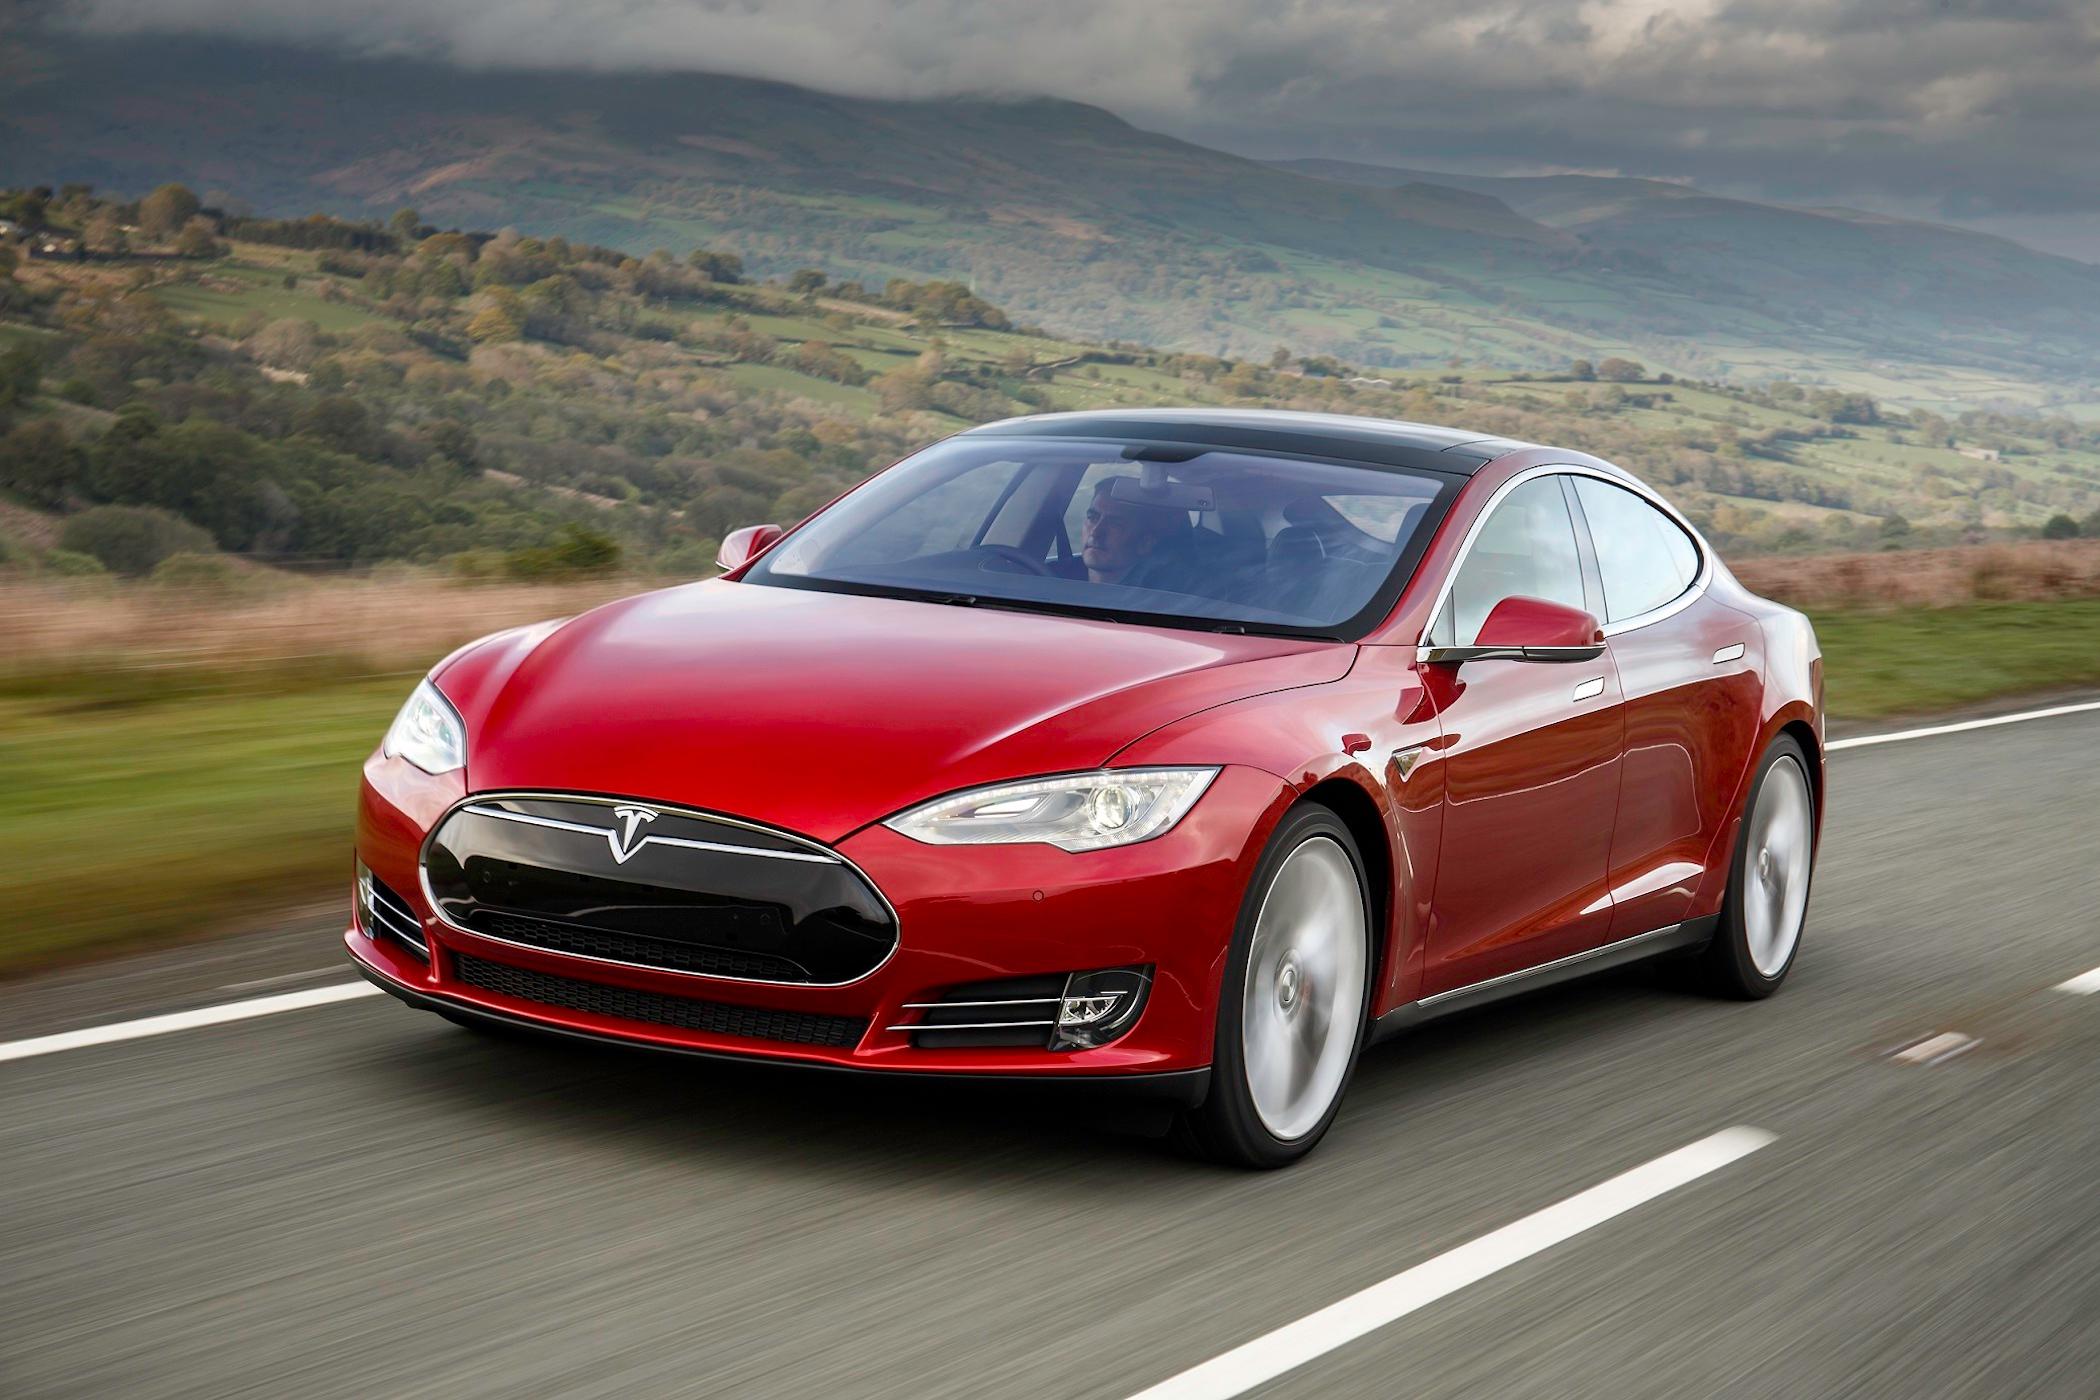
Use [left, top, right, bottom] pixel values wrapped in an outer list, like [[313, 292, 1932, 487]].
[[4, 707, 2099, 1399]]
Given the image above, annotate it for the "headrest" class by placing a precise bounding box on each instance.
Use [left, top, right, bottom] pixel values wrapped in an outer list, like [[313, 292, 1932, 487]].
[[1269, 524, 1327, 566]]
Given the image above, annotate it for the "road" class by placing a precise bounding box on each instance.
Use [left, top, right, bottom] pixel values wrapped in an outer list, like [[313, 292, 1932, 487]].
[[4, 708, 2099, 1399]]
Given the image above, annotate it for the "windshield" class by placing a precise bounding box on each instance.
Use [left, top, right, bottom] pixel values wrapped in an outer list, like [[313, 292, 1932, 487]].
[[744, 435, 1460, 636]]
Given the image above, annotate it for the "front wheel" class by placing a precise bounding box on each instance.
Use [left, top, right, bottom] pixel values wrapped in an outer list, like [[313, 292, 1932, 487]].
[[1693, 735, 1817, 998], [1181, 806, 1372, 1168]]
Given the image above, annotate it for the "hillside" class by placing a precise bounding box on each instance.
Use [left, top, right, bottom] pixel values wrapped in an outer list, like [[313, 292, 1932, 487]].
[[5, 184, 2100, 593], [7, 31, 2100, 411], [1277, 158, 2100, 410]]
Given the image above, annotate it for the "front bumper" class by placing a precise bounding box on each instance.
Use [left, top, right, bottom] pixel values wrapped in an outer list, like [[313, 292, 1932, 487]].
[[350, 755, 1293, 1085]]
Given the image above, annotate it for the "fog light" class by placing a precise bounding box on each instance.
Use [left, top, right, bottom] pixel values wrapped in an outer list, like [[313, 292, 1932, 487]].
[[355, 860, 377, 937], [1051, 966, 1151, 1050]]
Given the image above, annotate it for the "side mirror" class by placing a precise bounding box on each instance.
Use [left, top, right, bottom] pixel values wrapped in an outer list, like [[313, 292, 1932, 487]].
[[716, 523, 783, 573], [1423, 596, 1605, 665]]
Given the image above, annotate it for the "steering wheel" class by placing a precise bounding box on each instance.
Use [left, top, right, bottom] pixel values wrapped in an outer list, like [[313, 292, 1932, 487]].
[[973, 544, 1054, 577]]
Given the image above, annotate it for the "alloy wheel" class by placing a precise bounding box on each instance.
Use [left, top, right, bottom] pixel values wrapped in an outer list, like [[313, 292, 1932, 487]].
[[1743, 755, 1813, 977], [1241, 835, 1368, 1141]]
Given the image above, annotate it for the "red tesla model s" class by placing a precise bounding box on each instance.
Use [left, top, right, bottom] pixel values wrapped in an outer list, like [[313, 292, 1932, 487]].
[[349, 409, 1823, 1166]]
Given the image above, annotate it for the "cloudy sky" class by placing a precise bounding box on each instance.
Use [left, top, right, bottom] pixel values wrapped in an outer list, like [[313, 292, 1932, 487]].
[[54, 0, 2100, 257]]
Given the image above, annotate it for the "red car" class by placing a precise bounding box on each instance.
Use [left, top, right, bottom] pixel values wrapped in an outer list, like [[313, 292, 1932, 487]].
[[350, 410, 1823, 1166]]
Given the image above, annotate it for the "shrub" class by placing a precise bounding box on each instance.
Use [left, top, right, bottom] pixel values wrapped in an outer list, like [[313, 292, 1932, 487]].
[[445, 549, 508, 581], [503, 524, 621, 579], [58, 504, 215, 576], [41, 548, 108, 577], [2041, 513, 2081, 540], [654, 539, 722, 577], [150, 551, 247, 592]]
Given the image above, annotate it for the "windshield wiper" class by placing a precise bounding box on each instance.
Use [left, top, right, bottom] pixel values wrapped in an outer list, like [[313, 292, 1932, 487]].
[[1204, 621, 1346, 642]]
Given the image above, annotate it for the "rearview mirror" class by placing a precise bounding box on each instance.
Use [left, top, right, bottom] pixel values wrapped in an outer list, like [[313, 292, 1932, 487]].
[[716, 523, 783, 573], [1422, 596, 1605, 665]]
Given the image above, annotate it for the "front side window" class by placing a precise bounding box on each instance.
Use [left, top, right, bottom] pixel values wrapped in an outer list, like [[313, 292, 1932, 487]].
[[1436, 476, 1587, 645], [1571, 477, 1700, 622], [747, 436, 1459, 636]]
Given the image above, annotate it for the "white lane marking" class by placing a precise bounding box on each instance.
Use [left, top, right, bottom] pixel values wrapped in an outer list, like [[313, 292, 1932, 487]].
[[0, 982, 380, 1065], [1122, 1126, 1775, 1400], [2054, 967, 2100, 995], [1829, 699, 2100, 751], [1890, 1031, 1980, 1065]]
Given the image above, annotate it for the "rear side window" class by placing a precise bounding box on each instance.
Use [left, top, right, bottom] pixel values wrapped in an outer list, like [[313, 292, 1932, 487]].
[[1572, 477, 1700, 623], [1439, 476, 1587, 645]]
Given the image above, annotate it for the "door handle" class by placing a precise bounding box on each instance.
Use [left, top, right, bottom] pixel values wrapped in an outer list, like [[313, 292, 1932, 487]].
[[1571, 676, 1605, 702]]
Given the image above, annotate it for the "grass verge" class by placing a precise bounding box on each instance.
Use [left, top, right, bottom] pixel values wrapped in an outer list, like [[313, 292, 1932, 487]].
[[1809, 599, 2100, 719], [6, 599, 2100, 976], [0, 679, 403, 976]]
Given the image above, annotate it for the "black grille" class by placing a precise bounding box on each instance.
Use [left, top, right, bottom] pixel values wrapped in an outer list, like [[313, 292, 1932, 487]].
[[470, 911, 809, 981], [423, 797, 896, 985], [452, 953, 866, 1048]]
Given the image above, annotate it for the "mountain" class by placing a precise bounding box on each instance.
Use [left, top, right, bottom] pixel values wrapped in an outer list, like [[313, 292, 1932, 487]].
[[1276, 158, 2100, 391], [7, 30, 2100, 406]]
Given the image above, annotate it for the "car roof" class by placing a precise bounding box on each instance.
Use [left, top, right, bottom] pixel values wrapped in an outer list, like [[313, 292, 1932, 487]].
[[958, 409, 1537, 476]]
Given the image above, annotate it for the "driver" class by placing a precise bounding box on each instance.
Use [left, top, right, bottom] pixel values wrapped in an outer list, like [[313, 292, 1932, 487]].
[[1081, 477, 1182, 586]]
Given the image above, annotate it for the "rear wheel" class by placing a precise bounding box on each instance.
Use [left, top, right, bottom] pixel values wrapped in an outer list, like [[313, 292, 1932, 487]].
[[1182, 806, 1372, 1168], [1694, 735, 1816, 998]]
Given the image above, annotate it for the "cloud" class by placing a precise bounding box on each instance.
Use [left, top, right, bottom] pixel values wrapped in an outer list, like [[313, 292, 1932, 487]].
[[50, 0, 2100, 218]]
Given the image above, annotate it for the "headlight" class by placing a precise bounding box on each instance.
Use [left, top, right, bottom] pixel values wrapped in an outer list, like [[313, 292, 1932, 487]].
[[886, 768, 1218, 852], [383, 678, 466, 775]]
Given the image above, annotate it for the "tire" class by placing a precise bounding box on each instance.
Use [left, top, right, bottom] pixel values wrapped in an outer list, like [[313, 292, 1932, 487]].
[[1180, 805, 1374, 1169], [1692, 735, 1817, 998]]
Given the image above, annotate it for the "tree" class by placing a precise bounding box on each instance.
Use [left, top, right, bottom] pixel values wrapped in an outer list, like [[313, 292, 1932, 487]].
[[467, 302, 524, 343], [0, 346, 38, 407], [0, 421, 79, 508], [787, 268, 828, 296], [389, 207, 422, 244], [83, 209, 127, 257], [2041, 513, 2081, 540], [57, 504, 215, 576], [138, 184, 201, 240], [687, 248, 743, 283], [1569, 359, 1596, 380], [1597, 357, 1646, 382], [174, 216, 222, 259]]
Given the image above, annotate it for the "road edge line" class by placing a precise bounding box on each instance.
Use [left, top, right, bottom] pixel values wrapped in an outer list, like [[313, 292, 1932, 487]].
[[0, 982, 381, 1065], [1829, 699, 2100, 751]]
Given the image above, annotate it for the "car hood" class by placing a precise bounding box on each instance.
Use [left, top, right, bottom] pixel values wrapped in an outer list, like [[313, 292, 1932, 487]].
[[440, 580, 1352, 843]]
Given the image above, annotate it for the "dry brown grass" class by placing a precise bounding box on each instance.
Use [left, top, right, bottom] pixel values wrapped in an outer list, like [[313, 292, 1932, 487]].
[[0, 571, 651, 692], [1732, 540, 2100, 611]]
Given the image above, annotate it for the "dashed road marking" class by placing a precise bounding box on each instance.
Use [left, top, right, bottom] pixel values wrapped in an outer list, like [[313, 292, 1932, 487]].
[[1889, 1031, 1981, 1065], [1121, 1126, 1776, 1400]]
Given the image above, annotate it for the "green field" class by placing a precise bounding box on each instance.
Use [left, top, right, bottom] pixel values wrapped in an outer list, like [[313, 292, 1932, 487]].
[[152, 263, 385, 331], [7, 603, 2100, 976]]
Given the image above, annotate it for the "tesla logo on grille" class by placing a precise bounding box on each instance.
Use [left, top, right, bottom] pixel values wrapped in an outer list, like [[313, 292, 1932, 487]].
[[607, 806, 659, 864]]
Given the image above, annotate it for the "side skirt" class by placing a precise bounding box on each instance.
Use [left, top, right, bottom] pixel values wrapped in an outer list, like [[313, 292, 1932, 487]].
[[1369, 915, 1719, 1043]]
